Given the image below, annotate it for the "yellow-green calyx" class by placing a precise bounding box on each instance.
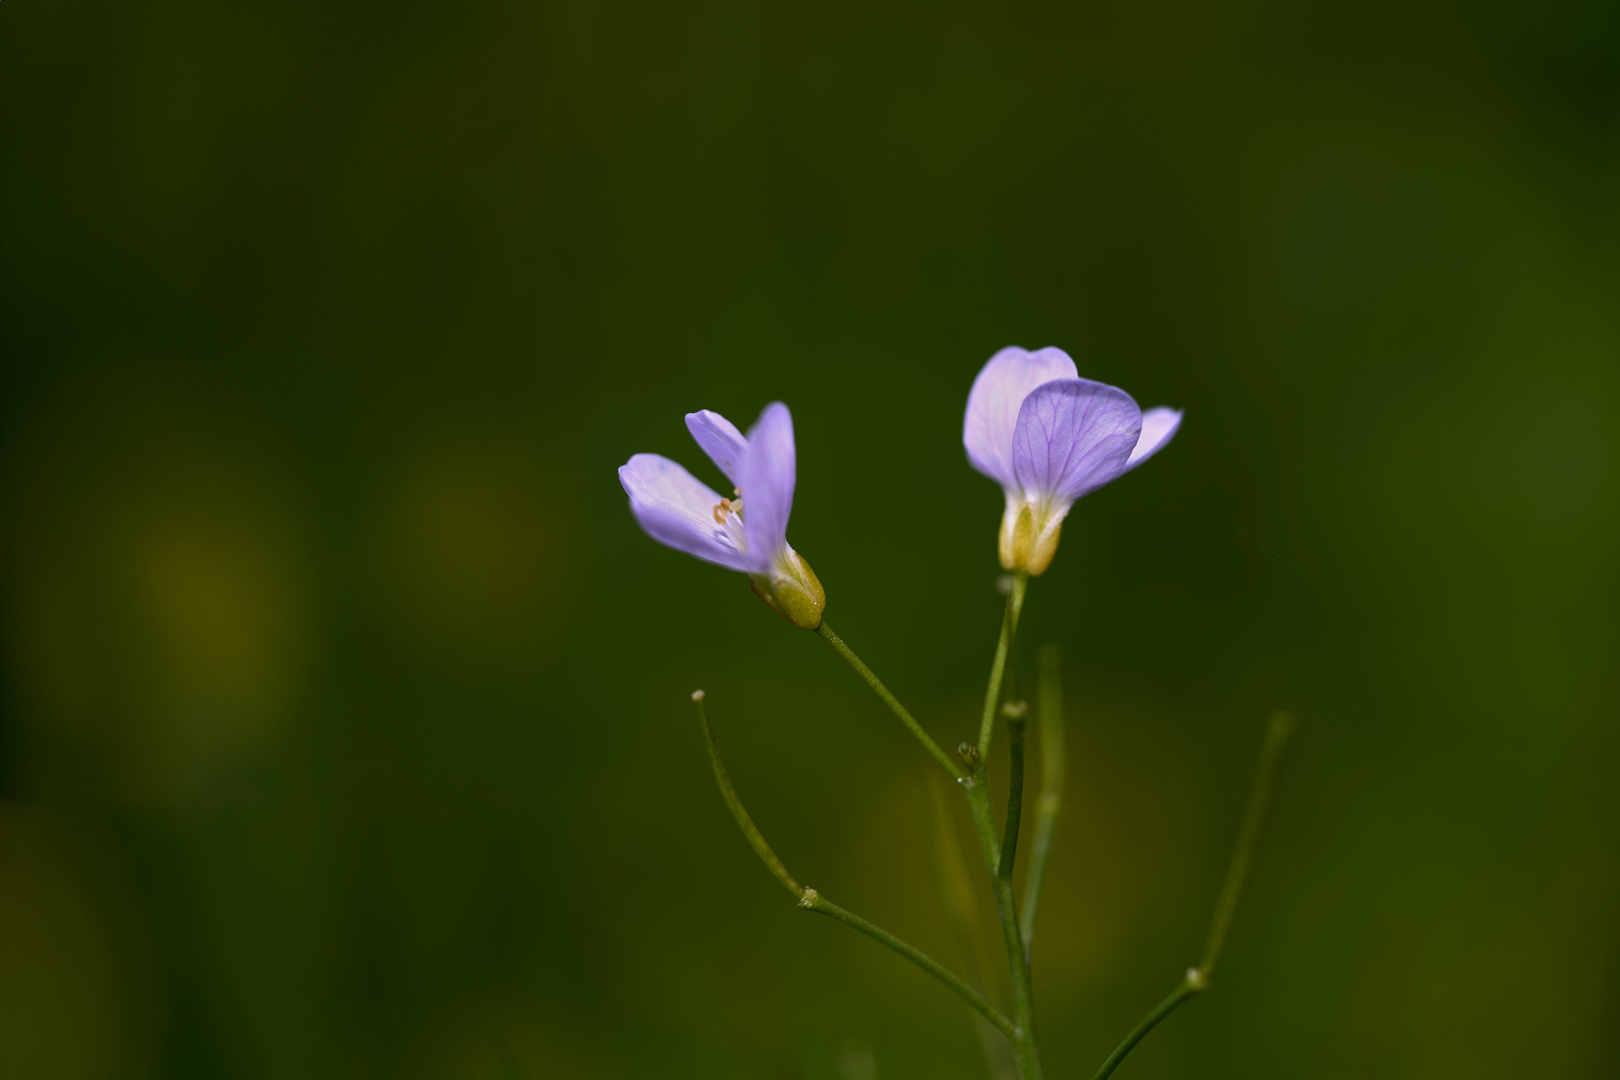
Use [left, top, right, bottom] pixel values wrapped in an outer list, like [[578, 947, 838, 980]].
[[998, 499, 1066, 576], [749, 549, 826, 629]]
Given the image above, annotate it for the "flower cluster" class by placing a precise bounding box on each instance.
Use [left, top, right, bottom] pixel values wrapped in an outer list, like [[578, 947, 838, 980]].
[[616, 355, 1298, 1080], [618, 346, 1180, 612]]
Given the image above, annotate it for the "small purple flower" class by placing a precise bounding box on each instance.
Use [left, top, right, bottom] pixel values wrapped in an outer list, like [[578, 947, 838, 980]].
[[964, 346, 1183, 575], [620, 402, 826, 628]]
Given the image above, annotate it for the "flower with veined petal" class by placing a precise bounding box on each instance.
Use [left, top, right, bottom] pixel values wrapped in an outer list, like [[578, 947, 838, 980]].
[[619, 402, 826, 628], [964, 346, 1183, 575]]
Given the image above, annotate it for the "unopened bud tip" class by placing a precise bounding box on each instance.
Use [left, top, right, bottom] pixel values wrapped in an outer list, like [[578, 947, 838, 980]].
[[691, 689, 705, 702]]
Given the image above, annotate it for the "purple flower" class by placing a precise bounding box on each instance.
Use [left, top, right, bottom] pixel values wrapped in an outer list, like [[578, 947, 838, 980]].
[[620, 402, 826, 628], [964, 346, 1183, 575]]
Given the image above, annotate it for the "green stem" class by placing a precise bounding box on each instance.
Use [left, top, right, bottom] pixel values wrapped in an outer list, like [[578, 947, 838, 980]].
[[977, 572, 1029, 760], [813, 602, 1043, 1076], [965, 773, 1043, 1080], [801, 890, 1016, 1041], [697, 691, 1012, 1038], [921, 776, 1018, 1080], [1092, 711, 1296, 1080], [817, 622, 963, 779], [1019, 646, 1066, 959], [997, 704, 1028, 881], [696, 690, 801, 898], [1091, 977, 1201, 1080], [1198, 711, 1296, 981]]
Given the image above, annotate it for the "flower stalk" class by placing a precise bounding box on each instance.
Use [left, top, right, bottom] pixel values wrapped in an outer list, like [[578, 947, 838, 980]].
[[978, 571, 1029, 760], [816, 622, 964, 780]]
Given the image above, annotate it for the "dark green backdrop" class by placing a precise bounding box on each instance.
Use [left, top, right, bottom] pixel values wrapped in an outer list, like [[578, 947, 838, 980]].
[[3, 6, 1616, 1079]]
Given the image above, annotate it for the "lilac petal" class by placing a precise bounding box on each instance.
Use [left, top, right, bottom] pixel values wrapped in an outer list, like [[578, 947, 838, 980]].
[[964, 346, 1080, 491], [740, 402, 795, 565], [685, 410, 750, 486], [1124, 407, 1183, 471], [1012, 378, 1143, 505], [619, 453, 753, 571]]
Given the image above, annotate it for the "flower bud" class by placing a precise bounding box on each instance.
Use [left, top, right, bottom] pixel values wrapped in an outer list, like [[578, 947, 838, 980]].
[[958, 742, 982, 771], [749, 549, 826, 630]]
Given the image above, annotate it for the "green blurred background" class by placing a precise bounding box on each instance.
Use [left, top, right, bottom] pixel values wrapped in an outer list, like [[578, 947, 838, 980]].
[[3, 5, 1617, 1079]]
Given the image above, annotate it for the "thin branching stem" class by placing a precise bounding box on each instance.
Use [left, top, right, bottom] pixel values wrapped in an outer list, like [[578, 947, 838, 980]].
[[998, 703, 1028, 881], [801, 890, 1017, 1041], [1093, 711, 1296, 1080], [814, 587, 1043, 1077], [1020, 645, 1066, 959], [696, 692, 1012, 1038], [696, 691, 801, 898], [1197, 711, 1297, 982], [1091, 978, 1201, 1079]]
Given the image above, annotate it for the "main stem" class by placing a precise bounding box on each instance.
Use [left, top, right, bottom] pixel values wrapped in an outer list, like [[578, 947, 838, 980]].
[[966, 772, 1042, 1080], [922, 776, 1017, 1080], [817, 581, 1042, 1077], [971, 570, 1039, 1079]]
